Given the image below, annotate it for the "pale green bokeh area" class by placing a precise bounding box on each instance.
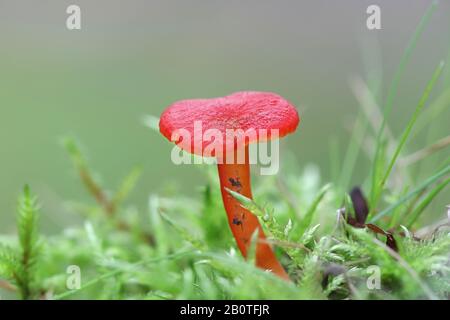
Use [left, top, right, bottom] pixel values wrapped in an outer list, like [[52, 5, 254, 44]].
[[1, 0, 449, 231]]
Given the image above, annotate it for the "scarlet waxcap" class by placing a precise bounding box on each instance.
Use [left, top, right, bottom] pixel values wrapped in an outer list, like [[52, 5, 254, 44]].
[[159, 91, 300, 156]]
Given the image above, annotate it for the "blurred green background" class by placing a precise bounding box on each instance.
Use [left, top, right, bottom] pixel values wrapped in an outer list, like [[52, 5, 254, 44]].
[[1, 0, 449, 232]]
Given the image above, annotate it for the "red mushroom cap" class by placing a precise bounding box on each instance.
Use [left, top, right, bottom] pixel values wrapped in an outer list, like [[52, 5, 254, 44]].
[[159, 91, 300, 156]]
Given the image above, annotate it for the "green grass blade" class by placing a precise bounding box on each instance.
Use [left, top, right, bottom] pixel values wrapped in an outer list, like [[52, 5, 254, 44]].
[[370, 0, 438, 205], [339, 111, 369, 191], [225, 188, 265, 217], [371, 163, 450, 222], [298, 183, 331, 234], [371, 61, 445, 212], [382, 0, 438, 120], [405, 177, 450, 228], [412, 87, 450, 138]]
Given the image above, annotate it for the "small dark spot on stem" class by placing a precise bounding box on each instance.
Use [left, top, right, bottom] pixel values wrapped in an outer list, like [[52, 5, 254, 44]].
[[229, 177, 242, 188], [232, 217, 242, 226]]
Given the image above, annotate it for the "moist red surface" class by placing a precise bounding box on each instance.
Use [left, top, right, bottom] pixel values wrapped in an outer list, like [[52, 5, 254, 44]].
[[159, 91, 300, 156]]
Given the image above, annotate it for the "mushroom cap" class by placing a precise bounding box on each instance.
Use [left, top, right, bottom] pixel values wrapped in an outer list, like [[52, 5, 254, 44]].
[[159, 91, 300, 156]]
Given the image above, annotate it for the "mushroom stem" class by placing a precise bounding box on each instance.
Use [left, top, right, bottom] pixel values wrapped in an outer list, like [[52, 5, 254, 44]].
[[217, 147, 289, 280]]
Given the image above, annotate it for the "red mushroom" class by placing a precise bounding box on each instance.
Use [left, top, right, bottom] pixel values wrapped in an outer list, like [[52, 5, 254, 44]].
[[159, 91, 300, 280]]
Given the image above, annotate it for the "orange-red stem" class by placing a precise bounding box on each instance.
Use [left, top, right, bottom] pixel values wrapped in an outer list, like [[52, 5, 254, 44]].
[[217, 148, 289, 280]]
